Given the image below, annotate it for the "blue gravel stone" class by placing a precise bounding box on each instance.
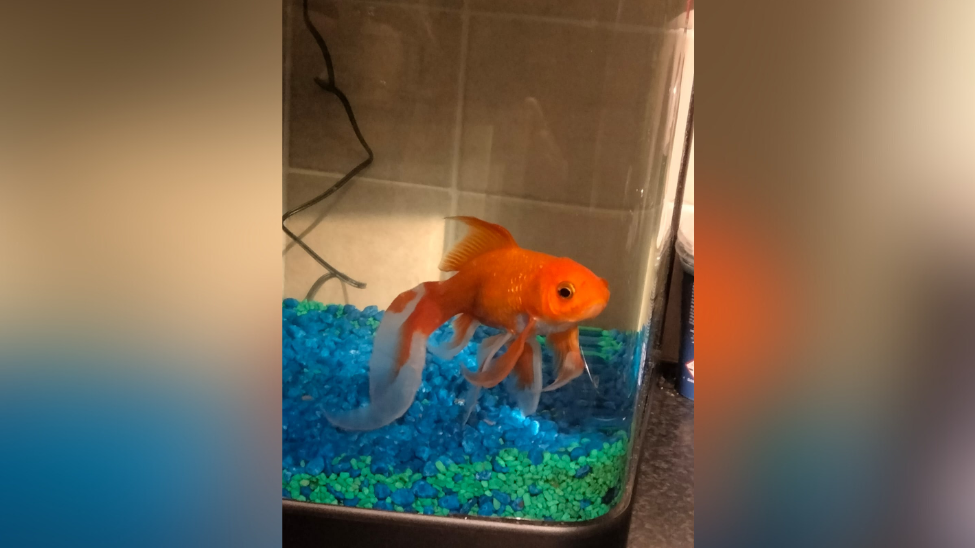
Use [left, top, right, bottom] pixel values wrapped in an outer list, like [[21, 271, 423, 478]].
[[512, 497, 525, 511], [305, 456, 325, 476], [478, 501, 495, 516], [580, 499, 591, 509], [439, 494, 460, 510], [528, 485, 541, 496], [343, 497, 359, 507], [575, 465, 591, 478], [374, 501, 393, 511], [422, 461, 439, 477], [412, 481, 437, 499], [415, 445, 432, 460], [475, 470, 492, 481], [392, 488, 415, 506], [349, 468, 361, 478], [281, 301, 638, 519], [300, 486, 311, 497]]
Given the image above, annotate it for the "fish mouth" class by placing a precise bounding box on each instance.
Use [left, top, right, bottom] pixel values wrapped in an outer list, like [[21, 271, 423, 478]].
[[578, 301, 607, 320]]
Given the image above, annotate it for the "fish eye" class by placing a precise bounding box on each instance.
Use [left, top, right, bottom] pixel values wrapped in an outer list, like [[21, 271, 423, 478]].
[[557, 283, 574, 299]]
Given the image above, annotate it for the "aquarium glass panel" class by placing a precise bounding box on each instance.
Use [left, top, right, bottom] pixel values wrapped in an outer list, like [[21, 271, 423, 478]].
[[282, 0, 691, 522]]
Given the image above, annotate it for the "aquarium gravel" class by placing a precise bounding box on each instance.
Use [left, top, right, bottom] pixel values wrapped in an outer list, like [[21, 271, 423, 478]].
[[282, 298, 639, 521]]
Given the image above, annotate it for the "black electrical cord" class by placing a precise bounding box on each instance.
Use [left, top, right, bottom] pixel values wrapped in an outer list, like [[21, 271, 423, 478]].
[[283, 0, 373, 290]]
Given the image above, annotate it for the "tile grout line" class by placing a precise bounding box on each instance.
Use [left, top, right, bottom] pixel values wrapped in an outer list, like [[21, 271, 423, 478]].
[[283, 0, 294, 199], [325, 0, 674, 34], [288, 167, 634, 217], [442, 0, 471, 263]]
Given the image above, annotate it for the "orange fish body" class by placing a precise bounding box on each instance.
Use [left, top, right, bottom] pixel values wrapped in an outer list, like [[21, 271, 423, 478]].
[[325, 217, 610, 431]]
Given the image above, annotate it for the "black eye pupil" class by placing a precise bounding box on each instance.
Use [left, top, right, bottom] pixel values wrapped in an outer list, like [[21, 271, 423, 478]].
[[559, 287, 572, 298]]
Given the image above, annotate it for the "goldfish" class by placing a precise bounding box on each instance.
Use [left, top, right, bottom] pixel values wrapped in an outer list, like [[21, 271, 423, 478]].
[[325, 216, 610, 431]]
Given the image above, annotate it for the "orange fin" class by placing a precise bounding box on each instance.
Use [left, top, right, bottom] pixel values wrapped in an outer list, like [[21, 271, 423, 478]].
[[439, 216, 517, 272], [463, 318, 535, 388], [429, 313, 480, 360], [325, 283, 450, 431], [542, 326, 584, 392], [513, 339, 535, 389], [507, 336, 542, 416]]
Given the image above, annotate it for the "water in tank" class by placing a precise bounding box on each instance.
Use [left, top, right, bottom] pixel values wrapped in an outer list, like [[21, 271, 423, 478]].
[[282, 0, 692, 522]]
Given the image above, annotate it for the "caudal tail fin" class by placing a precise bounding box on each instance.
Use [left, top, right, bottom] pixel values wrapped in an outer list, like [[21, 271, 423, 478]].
[[325, 283, 448, 431]]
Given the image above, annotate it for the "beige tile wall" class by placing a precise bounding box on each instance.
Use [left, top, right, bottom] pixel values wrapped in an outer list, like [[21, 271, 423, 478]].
[[284, 0, 691, 330]]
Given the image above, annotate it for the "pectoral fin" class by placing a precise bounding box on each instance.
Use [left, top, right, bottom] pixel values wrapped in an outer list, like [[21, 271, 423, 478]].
[[542, 326, 584, 392], [507, 336, 542, 416]]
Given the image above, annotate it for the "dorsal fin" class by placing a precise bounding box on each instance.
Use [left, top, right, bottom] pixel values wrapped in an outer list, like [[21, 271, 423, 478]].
[[439, 216, 517, 272]]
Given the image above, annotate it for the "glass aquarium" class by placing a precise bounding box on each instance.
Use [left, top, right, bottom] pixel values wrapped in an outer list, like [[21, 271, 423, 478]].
[[282, 0, 692, 526]]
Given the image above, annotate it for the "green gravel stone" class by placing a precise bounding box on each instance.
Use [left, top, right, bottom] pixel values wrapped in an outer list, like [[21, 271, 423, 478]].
[[435, 461, 447, 473]]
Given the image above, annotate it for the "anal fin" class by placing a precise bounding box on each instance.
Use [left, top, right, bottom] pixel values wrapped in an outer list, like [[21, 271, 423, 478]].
[[429, 313, 479, 360], [463, 318, 535, 388], [507, 336, 542, 416]]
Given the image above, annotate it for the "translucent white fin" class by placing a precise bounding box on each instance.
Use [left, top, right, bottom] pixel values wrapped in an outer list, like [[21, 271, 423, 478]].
[[325, 285, 430, 431], [428, 314, 480, 361], [507, 337, 542, 416], [541, 345, 584, 392], [456, 333, 508, 426], [464, 330, 528, 388], [461, 382, 481, 425], [475, 333, 510, 370]]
